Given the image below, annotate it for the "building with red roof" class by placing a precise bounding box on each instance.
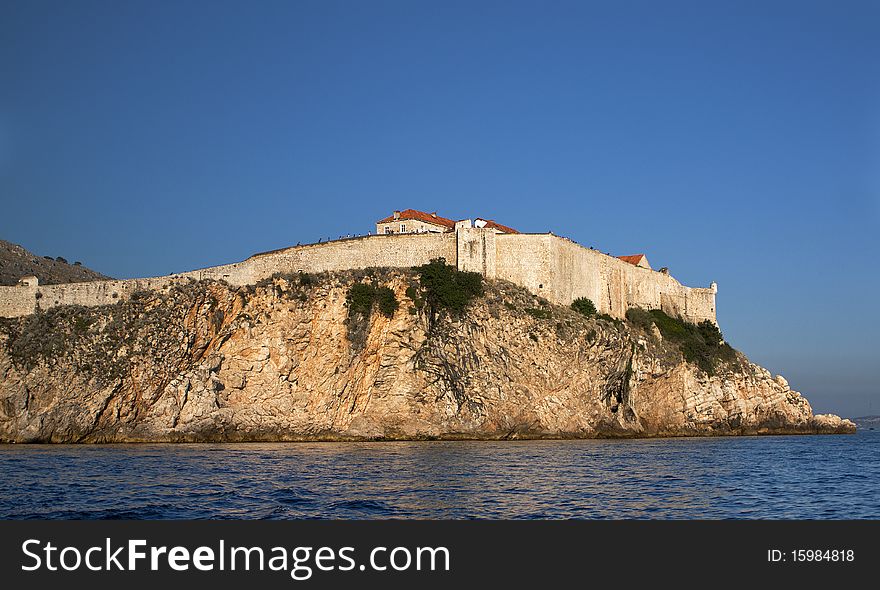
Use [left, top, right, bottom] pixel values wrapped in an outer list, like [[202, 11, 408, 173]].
[[375, 209, 518, 235], [375, 209, 456, 234], [617, 254, 651, 269], [473, 218, 519, 234]]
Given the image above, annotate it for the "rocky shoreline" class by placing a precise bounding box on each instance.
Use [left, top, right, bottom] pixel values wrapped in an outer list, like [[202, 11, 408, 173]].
[[0, 270, 855, 442]]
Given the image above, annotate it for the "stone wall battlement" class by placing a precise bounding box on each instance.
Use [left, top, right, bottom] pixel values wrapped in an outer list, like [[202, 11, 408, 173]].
[[0, 229, 716, 324]]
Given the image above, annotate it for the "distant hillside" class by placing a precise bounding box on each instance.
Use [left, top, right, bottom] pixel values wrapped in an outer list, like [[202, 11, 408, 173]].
[[853, 416, 880, 429], [0, 240, 110, 286]]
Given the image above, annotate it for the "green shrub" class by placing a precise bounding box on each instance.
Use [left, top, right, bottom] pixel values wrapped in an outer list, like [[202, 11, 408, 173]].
[[298, 272, 313, 286], [697, 320, 723, 346], [625, 307, 654, 331], [346, 283, 399, 318], [571, 297, 596, 317], [413, 258, 483, 318], [405, 285, 424, 309], [375, 286, 398, 317], [649, 309, 690, 340], [648, 309, 735, 375], [347, 283, 376, 316]]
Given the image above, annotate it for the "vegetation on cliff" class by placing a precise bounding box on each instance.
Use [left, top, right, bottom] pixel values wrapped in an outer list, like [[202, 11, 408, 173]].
[[346, 283, 398, 317], [345, 280, 399, 351], [571, 297, 597, 317], [255, 271, 314, 299], [412, 258, 483, 325], [625, 308, 737, 376]]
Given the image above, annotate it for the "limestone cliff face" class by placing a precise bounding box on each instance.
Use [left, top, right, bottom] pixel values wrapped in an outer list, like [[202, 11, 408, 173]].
[[0, 272, 854, 442]]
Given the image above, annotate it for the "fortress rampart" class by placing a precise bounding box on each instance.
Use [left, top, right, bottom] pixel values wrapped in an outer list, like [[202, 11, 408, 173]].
[[0, 229, 716, 324], [492, 233, 716, 324]]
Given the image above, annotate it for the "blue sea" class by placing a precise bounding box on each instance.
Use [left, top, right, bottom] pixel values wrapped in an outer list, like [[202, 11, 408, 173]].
[[1, 431, 877, 519]]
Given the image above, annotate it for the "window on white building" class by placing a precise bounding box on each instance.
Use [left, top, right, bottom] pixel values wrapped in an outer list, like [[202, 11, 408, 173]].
[[384, 226, 391, 234], [400, 223, 406, 233]]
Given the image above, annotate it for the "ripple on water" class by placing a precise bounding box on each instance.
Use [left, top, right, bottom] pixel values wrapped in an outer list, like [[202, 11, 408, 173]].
[[328, 499, 394, 515], [0, 432, 878, 519]]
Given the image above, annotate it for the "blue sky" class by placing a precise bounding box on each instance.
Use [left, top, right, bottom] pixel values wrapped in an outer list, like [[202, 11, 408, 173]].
[[1, 0, 877, 417]]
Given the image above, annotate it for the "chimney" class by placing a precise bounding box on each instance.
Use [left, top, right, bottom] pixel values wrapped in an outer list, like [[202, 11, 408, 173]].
[[431, 212, 437, 218], [393, 211, 400, 220]]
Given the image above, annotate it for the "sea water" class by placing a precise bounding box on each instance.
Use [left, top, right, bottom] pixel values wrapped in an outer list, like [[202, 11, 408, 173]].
[[1, 431, 877, 519]]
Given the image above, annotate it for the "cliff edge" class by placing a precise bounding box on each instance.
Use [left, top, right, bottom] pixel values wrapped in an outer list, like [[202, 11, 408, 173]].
[[0, 269, 855, 442]]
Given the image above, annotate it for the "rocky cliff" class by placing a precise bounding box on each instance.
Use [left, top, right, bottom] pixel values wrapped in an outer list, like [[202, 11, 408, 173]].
[[0, 270, 854, 442]]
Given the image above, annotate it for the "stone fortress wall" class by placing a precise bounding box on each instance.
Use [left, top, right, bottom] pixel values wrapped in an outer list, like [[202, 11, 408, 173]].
[[0, 228, 716, 324], [0, 233, 457, 318], [491, 232, 716, 325]]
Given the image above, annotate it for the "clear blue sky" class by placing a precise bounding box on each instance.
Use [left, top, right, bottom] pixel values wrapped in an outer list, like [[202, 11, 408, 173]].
[[1, 1, 877, 417]]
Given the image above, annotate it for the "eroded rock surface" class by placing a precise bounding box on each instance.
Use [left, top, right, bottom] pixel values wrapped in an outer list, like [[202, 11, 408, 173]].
[[0, 271, 855, 442]]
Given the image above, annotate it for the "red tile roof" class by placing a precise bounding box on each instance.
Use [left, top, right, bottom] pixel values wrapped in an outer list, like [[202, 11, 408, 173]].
[[476, 219, 519, 234], [618, 254, 647, 266], [376, 209, 456, 229]]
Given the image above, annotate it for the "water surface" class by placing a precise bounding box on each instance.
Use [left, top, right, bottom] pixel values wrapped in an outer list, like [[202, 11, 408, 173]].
[[1, 431, 877, 519]]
